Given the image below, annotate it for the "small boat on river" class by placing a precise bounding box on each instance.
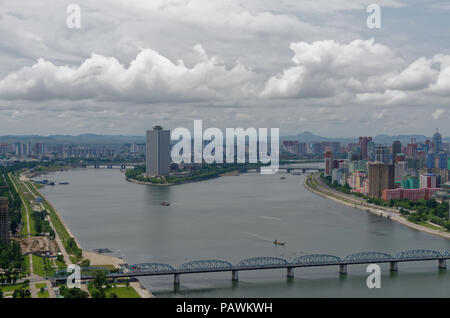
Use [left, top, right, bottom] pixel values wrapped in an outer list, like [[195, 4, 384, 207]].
[[273, 240, 286, 246]]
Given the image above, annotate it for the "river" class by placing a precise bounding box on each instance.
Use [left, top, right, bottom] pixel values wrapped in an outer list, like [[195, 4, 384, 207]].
[[38, 167, 450, 297]]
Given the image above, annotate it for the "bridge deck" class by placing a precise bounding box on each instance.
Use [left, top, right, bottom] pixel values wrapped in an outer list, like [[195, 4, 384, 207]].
[[51, 250, 450, 281]]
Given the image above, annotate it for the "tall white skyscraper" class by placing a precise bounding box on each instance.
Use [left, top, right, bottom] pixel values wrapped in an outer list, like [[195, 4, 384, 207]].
[[146, 126, 170, 176]]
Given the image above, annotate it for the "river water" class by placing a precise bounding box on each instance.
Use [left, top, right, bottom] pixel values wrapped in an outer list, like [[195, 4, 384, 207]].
[[38, 168, 450, 297]]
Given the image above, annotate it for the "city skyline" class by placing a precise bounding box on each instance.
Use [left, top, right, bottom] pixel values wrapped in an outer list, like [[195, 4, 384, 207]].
[[0, 1, 450, 136]]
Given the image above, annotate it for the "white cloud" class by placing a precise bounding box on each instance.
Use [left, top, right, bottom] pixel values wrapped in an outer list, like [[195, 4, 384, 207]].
[[0, 46, 259, 103], [432, 108, 446, 120]]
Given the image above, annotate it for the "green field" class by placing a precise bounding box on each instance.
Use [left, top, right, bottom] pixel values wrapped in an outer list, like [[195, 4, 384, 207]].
[[35, 283, 49, 298], [26, 182, 71, 243], [32, 254, 45, 277], [9, 175, 37, 236], [0, 283, 29, 293], [105, 286, 141, 298], [24, 254, 31, 275], [31, 254, 56, 277]]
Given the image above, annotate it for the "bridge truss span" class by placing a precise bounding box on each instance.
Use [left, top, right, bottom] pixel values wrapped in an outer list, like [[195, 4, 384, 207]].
[[178, 260, 234, 272], [292, 254, 342, 266], [345, 252, 393, 263], [236, 257, 289, 269], [395, 249, 442, 260], [121, 263, 175, 274]]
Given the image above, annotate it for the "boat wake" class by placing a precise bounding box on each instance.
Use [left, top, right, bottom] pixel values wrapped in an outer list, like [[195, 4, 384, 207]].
[[259, 216, 282, 221]]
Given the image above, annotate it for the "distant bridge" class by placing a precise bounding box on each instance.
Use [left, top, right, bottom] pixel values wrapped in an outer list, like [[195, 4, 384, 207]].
[[77, 163, 144, 169], [247, 166, 323, 173], [50, 249, 450, 286], [278, 165, 324, 173]]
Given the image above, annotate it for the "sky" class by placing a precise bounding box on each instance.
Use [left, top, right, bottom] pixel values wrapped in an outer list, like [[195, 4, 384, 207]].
[[0, 0, 449, 137]]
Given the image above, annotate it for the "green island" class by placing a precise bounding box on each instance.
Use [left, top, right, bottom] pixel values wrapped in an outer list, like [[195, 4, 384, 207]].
[[126, 163, 266, 185]]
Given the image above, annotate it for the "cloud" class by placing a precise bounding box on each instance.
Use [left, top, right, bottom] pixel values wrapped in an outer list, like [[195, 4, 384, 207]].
[[432, 108, 446, 120], [260, 39, 450, 110], [3, 38, 450, 111], [0, 46, 260, 103]]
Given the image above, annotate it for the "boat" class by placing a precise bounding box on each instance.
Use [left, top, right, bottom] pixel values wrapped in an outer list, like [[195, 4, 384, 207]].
[[58, 182, 70, 185], [273, 240, 286, 246], [280, 176, 286, 180], [160, 201, 170, 206]]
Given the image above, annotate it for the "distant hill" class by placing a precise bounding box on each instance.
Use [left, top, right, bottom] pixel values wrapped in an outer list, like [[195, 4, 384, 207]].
[[0, 132, 448, 145], [0, 134, 146, 144], [281, 131, 449, 145]]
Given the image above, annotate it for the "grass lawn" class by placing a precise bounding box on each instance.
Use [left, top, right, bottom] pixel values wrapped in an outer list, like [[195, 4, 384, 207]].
[[24, 254, 31, 275], [32, 255, 56, 277], [32, 254, 45, 277], [0, 283, 29, 293], [36, 283, 49, 298], [11, 177, 37, 235], [417, 221, 448, 232], [104, 286, 141, 298], [96, 264, 117, 271], [32, 182, 45, 189], [26, 182, 71, 242]]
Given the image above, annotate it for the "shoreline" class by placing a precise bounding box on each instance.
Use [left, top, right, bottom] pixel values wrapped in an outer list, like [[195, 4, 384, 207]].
[[23, 172, 153, 298], [304, 173, 450, 240], [125, 169, 240, 186]]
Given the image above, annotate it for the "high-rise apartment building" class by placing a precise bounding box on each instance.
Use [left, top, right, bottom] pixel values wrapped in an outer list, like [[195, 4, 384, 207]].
[[324, 151, 333, 176], [432, 129, 442, 154], [359, 137, 372, 160], [376, 145, 390, 164], [368, 162, 395, 199], [146, 126, 171, 177], [0, 197, 10, 245], [392, 141, 402, 162]]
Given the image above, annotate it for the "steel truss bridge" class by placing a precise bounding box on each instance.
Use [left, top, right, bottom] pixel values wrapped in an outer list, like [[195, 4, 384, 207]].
[[77, 163, 143, 169], [278, 165, 323, 172], [51, 249, 450, 285]]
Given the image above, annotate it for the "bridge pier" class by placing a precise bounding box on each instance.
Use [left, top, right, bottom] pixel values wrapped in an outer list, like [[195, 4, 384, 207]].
[[287, 267, 294, 278], [174, 273, 180, 285], [438, 259, 446, 269], [339, 264, 347, 275], [232, 270, 239, 281], [390, 261, 398, 272]]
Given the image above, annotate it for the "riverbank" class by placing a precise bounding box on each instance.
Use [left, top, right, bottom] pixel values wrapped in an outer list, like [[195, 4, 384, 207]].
[[305, 173, 450, 240], [126, 169, 240, 186], [17, 171, 153, 298]]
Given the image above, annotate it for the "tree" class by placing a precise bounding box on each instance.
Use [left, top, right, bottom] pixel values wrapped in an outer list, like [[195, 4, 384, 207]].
[[109, 292, 118, 298], [60, 287, 89, 298], [90, 288, 105, 298], [80, 259, 90, 267], [56, 254, 64, 263], [92, 269, 107, 290]]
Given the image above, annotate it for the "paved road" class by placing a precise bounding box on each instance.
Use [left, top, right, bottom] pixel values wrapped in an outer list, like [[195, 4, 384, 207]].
[[9, 173, 34, 274], [308, 173, 450, 239]]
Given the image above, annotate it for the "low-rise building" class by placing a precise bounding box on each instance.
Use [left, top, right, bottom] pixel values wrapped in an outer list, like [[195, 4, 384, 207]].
[[382, 188, 441, 201]]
